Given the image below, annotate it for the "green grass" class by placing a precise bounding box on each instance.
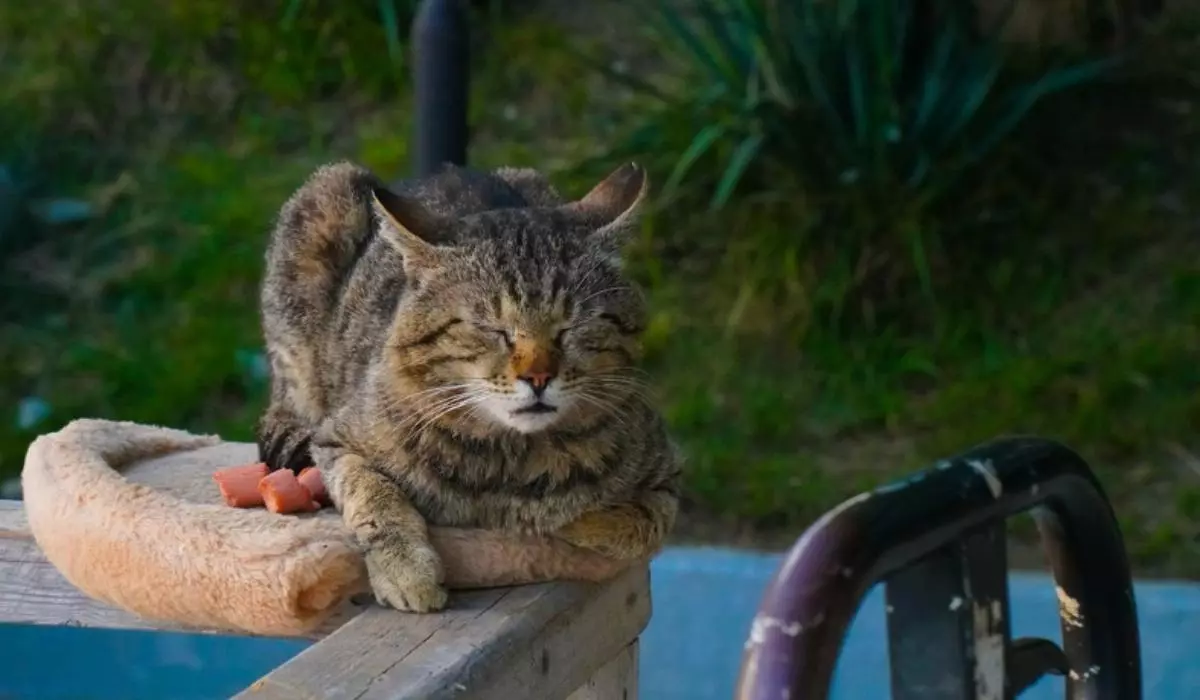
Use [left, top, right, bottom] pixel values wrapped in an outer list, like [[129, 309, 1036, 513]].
[[2, 1, 1199, 576]]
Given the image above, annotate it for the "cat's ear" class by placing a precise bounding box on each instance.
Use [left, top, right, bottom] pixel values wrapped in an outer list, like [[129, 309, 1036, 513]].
[[567, 163, 649, 258], [371, 186, 448, 271]]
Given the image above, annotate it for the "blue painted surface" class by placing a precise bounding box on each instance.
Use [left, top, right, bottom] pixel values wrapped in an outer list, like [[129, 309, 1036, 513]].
[[1, 547, 1198, 699], [0, 625, 309, 699], [642, 547, 1200, 700]]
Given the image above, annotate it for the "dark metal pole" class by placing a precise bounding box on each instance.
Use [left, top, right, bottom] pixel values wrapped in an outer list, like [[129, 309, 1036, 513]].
[[411, 0, 470, 177], [885, 525, 1013, 699]]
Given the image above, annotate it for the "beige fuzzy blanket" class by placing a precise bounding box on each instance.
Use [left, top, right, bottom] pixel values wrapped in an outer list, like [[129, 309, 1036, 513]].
[[20, 419, 627, 638]]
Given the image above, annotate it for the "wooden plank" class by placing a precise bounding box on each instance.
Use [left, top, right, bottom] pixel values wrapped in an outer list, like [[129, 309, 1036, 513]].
[[236, 564, 651, 700], [237, 589, 511, 699], [567, 640, 639, 700], [0, 500, 28, 538]]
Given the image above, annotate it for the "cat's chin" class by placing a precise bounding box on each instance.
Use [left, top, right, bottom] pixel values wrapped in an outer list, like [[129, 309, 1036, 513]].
[[502, 412, 561, 434], [478, 400, 562, 434]]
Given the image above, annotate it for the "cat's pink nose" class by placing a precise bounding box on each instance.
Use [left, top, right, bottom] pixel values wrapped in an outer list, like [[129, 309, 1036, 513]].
[[519, 371, 555, 394]]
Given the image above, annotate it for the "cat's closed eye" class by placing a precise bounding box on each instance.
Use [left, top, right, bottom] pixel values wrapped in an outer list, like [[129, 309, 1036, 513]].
[[474, 324, 514, 348]]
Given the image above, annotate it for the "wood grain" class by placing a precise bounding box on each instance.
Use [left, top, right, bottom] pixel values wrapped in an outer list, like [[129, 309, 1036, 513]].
[[234, 565, 651, 700], [0, 500, 28, 538], [567, 641, 639, 700]]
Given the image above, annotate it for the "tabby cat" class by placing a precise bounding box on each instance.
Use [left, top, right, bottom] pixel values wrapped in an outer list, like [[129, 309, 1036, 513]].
[[256, 160, 681, 612]]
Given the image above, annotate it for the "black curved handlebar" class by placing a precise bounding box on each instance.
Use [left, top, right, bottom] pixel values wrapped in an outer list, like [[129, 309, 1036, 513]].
[[735, 436, 1141, 699]]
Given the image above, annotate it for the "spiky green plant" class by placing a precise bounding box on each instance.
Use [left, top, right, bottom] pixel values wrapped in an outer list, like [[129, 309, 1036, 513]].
[[281, 0, 507, 66], [637, 0, 1118, 209], [282, 0, 418, 64]]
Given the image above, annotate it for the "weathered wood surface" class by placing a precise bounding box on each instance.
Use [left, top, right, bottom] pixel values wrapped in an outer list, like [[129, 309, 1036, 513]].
[[3, 495, 650, 698], [234, 565, 650, 700], [0, 499, 28, 537], [567, 641, 639, 700]]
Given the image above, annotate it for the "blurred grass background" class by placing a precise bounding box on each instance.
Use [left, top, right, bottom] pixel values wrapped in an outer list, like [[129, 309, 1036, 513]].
[[1, 0, 1198, 575]]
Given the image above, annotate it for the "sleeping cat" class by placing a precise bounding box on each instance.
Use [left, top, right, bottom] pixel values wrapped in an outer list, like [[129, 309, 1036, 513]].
[[256, 160, 681, 612]]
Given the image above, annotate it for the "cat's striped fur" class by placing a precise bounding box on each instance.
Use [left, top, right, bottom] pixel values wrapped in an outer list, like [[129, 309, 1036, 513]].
[[256, 161, 680, 612]]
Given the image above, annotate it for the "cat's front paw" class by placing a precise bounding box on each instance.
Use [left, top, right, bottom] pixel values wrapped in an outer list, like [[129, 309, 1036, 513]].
[[364, 538, 448, 613]]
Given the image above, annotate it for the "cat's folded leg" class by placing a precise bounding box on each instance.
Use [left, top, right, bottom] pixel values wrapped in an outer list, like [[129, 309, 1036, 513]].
[[321, 451, 448, 613], [256, 403, 316, 473], [553, 490, 679, 562]]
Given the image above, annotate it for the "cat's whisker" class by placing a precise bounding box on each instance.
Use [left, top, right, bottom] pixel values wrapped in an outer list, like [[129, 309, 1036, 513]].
[[584, 375, 655, 395], [368, 385, 476, 431], [390, 392, 481, 433], [395, 386, 489, 426], [586, 401, 634, 434], [587, 377, 653, 393], [574, 285, 632, 307], [372, 389, 473, 433], [586, 367, 653, 385], [570, 257, 612, 297], [578, 380, 657, 411], [411, 394, 488, 428], [586, 372, 651, 387], [574, 389, 635, 432], [403, 393, 493, 445], [458, 403, 487, 432], [376, 381, 483, 415]]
